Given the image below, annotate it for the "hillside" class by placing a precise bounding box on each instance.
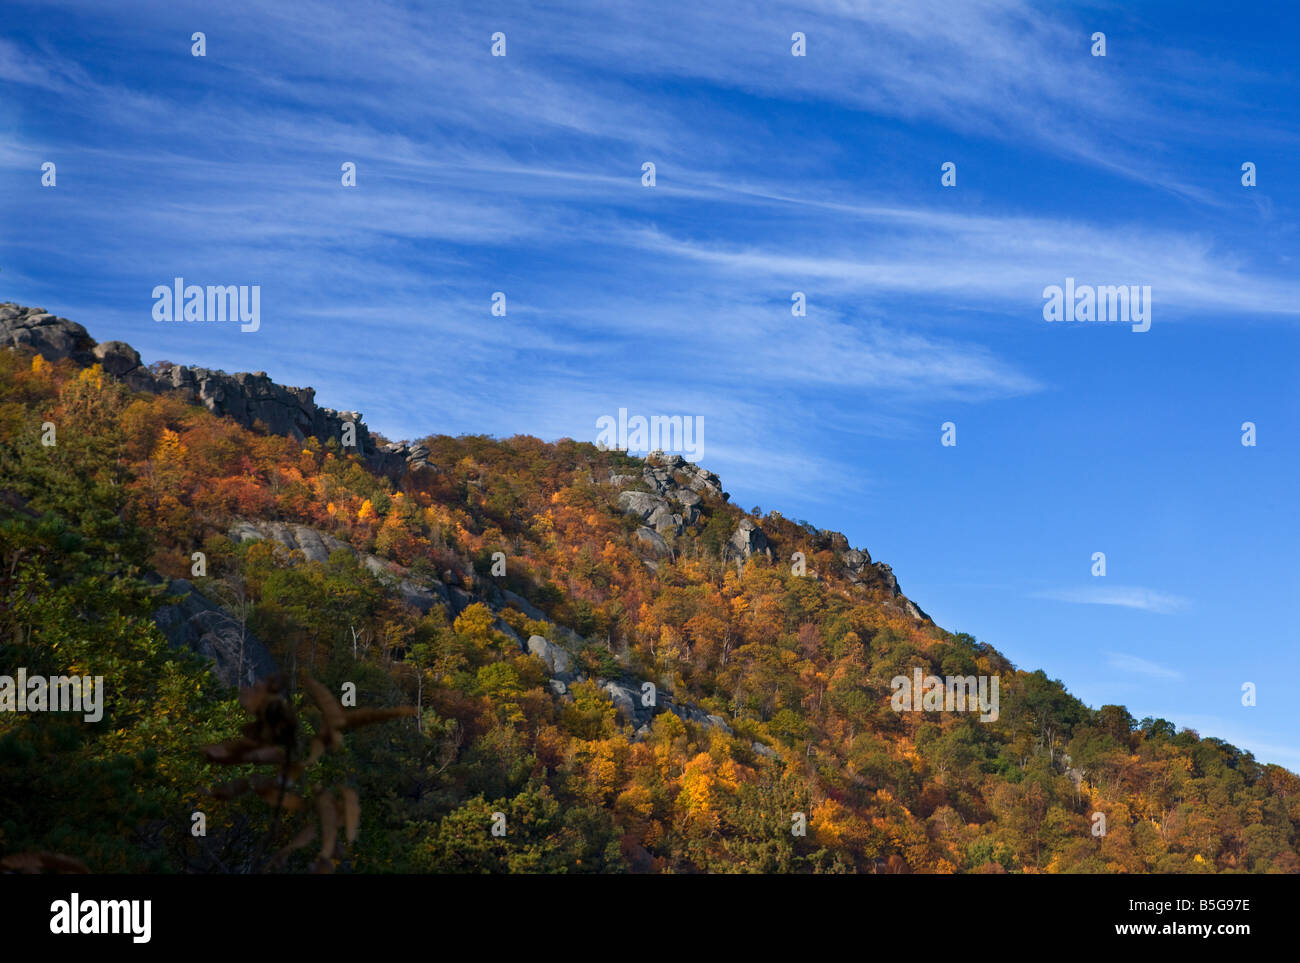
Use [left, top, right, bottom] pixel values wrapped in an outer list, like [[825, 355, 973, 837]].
[[2, 301, 1297, 874]]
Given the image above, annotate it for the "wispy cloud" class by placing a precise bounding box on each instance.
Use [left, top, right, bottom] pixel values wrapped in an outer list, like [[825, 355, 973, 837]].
[[1032, 586, 1190, 614], [1106, 652, 1184, 681]]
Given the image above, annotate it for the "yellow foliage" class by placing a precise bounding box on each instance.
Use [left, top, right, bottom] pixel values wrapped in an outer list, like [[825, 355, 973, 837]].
[[154, 428, 188, 463], [77, 364, 105, 391], [453, 603, 497, 650], [677, 751, 740, 820]]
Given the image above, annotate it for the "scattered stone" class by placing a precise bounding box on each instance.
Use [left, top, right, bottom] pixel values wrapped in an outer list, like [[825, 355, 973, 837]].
[[527, 634, 574, 679]]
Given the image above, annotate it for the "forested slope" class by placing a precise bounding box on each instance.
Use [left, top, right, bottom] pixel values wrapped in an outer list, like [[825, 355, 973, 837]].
[[2, 306, 1297, 874]]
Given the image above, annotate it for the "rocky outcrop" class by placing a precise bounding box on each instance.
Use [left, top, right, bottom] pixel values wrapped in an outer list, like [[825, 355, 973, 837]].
[[874, 562, 929, 621], [378, 441, 436, 474], [841, 548, 873, 577], [227, 519, 450, 614], [724, 517, 771, 562], [527, 634, 574, 680], [1, 302, 381, 457], [618, 491, 678, 534], [635, 526, 671, 558], [642, 452, 723, 498], [612, 451, 721, 545], [147, 576, 277, 688], [602, 443, 930, 619], [0, 304, 96, 363], [595, 677, 733, 736], [837, 546, 928, 622], [229, 520, 350, 564], [601, 681, 646, 727]]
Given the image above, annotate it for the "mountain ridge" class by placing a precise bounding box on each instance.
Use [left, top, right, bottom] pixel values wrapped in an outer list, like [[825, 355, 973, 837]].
[[0, 300, 930, 624], [3, 298, 1297, 875]]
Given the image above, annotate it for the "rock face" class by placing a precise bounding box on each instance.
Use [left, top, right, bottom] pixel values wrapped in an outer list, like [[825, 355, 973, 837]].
[[618, 491, 676, 533], [227, 519, 449, 613], [841, 548, 873, 577], [148, 576, 277, 688], [635, 526, 671, 558], [612, 451, 722, 545], [1, 301, 379, 456], [595, 677, 733, 736], [378, 441, 436, 474], [229, 520, 350, 564], [725, 517, 771, 562], [527, 634, 574, 680], [0, 304, 96, 363], [602, 681, 646, 726]]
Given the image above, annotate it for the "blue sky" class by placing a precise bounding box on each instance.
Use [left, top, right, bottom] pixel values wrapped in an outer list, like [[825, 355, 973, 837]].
[[2, 1, 1297, 767]]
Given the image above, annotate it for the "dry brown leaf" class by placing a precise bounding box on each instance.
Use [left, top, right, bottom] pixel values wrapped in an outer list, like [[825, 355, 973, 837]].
[[249, 777, 305, 812], [269, 822, 317, 869], [341, 787, 360, 845], [240, 745, 287, 765], [0, 851, 91, 874], [203, 737, 259, 764], [238, 682, 269, 716], [305, 734, 326, 767], [303, 677, 346, 729], [203, 739, 286, 765]]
